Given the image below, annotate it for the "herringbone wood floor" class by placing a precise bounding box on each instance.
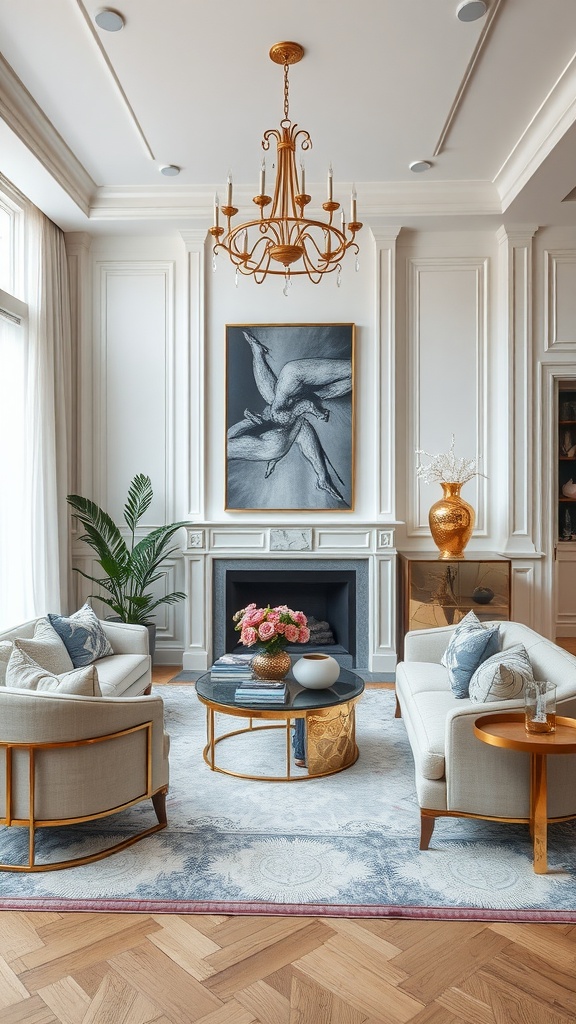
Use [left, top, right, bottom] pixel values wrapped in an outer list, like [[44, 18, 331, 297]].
[[2, 649, 576, 1023]]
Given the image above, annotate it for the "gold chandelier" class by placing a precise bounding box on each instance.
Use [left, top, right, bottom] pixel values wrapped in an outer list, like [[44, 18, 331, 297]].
[[209, 41, 362, 289]]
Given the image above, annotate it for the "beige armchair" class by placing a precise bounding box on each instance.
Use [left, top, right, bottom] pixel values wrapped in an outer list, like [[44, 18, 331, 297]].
[[0, 687, 169, 871]]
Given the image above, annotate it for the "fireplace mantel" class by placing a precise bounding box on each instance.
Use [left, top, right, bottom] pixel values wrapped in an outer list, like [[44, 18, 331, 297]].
[[182, 523, 397, 673]]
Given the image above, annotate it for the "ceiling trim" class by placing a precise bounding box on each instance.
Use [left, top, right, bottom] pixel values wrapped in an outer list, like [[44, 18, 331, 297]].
[[0, 54, 95, 216], [495, 51, 576, 211], [89, 179, 502, 222], [433, 0, 505, 157], [74, 0, 155, 162]]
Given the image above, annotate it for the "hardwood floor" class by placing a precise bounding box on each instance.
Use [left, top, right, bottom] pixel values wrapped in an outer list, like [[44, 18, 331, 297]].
[[1, 659, 575, 1022]]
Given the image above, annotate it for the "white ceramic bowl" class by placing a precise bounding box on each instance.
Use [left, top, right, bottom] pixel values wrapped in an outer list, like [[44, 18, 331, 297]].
[[292, 653, 340, 689], [562, 479, 576, 498]]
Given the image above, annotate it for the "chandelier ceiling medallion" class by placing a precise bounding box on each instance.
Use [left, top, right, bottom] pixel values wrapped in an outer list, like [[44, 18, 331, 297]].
[[210, 42, 362, 291]]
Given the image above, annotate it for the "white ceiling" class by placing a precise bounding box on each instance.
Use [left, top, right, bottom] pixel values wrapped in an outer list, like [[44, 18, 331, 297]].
[[1, 0, 576, 234]]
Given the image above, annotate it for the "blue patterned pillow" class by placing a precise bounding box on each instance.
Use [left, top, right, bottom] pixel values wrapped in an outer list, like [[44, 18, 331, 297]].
[[469, 643, 533, 703], [48, 603, 113, 667], [442, 611, 500, 698]]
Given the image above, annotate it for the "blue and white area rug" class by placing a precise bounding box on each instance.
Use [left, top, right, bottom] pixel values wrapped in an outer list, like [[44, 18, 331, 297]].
[[2, 684, 576, 920]]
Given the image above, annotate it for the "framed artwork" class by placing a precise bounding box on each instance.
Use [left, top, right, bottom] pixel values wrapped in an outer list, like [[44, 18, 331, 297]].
[[225, 323, 355, 511]]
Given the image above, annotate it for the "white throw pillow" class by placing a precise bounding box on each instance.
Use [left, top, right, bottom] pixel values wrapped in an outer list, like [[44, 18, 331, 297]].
[[469, 643, 534, 703], [12, 617, 73, 675], [0, 640, 12, 686], [6, 644, 101, 696]]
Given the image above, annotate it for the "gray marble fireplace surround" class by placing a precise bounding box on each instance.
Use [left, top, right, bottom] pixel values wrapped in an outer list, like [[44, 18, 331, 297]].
[[182, 524, 396, 672], [212, 558, 370, 668]]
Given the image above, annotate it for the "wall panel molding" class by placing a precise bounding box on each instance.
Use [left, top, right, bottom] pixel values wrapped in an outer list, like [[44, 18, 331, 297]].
[[180, 230, 207, 519], [407, 255, 488, 538], [544, 250, 576, 350], [94, 259, 175, 524], [371, 226, 401, 520], [497, 226, 539, 556]]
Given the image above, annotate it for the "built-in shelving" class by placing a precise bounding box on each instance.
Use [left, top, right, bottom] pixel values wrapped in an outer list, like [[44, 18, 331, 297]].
[[558, 384, 576, 543]]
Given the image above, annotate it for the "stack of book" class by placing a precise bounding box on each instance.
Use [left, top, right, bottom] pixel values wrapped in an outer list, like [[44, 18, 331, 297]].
[[234, 679, 289, 704], [210, 656, 254, 683]]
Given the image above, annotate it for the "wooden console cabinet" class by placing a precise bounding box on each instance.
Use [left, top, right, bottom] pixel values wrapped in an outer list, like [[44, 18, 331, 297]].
[[397, 552, 511, 659]]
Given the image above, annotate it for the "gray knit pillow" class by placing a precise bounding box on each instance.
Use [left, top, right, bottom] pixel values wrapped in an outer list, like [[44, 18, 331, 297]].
[[469, 643, 533, 703]]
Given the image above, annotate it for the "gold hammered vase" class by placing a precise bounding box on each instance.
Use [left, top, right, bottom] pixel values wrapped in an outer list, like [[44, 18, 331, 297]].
[[251, 649, 292, 680], [429, 482, 475, 559]]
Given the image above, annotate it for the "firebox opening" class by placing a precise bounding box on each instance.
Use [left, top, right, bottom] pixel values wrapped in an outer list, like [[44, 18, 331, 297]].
[[226, 570, 356, 660]]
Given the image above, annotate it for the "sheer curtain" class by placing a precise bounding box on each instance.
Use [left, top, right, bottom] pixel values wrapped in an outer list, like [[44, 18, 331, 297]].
[[0, 198, 73, 626], [25, 205, 73, 616], [0, 316, 30, 622]]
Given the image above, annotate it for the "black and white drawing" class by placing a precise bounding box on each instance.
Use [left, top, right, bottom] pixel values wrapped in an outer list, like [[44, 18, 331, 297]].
[[226, 324, 354, 511]]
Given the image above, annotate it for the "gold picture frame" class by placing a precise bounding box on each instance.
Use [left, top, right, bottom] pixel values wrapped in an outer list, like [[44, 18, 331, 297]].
[[225, 323, 355, 511]]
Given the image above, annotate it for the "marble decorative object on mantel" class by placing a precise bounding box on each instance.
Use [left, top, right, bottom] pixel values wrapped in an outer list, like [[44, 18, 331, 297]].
[[270, 529, 312, 551]]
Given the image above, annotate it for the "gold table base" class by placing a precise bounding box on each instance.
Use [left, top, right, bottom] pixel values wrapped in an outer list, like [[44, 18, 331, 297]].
[[200, 699, 360, 782]]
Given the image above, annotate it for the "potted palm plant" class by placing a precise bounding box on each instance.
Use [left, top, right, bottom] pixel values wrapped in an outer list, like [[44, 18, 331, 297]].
[[67, 473, 189, 656]]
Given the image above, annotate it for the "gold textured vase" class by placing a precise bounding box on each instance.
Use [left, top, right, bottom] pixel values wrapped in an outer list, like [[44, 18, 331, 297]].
[[429, 482, 475, 559], [252, 649, 292, 680]]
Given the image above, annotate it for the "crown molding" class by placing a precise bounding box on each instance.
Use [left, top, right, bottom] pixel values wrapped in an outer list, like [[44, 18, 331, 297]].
[[0, 54, 96, 216], [495, 51, 576, 212], [90, 179, 502, 223]]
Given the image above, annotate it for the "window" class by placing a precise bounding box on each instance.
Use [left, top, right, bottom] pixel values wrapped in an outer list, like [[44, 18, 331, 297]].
[[0, 183, 30, 624]]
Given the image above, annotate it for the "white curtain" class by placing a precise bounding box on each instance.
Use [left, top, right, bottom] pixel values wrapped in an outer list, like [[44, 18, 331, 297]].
[[25, 206, 73, 616], [0, 201, 73, 626], [0, 316, 30, 622]]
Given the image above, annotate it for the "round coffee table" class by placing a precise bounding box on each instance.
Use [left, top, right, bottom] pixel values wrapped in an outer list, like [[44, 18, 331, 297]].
[[195, 667, 364, 781], [474, 711, 576, 873]]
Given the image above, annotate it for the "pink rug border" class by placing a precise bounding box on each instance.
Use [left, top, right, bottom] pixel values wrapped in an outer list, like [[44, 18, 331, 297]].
[[1, 897, 576, 922]]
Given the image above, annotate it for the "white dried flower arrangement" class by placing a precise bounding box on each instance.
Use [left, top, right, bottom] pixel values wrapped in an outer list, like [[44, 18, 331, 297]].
[[415, 434, 485, 485]]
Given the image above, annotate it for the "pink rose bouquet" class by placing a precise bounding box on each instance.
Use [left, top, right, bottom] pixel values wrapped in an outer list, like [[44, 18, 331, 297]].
[[233, 602, 310, 655]]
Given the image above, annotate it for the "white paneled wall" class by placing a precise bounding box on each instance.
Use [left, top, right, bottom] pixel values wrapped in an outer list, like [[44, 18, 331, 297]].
[[68, 223, 576, 665]]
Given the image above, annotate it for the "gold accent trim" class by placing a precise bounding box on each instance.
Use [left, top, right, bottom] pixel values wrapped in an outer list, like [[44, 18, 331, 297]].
[[269, 42, 305, 66], [0, 722, 167, 872], [224, 322, 356, 513], [198, 693, 362, 782]]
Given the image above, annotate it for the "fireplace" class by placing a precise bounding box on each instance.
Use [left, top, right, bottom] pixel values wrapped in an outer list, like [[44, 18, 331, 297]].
[[212, 558, 369, 667]]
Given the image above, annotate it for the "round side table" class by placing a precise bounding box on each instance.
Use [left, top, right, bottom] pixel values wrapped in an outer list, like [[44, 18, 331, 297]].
[[474, 712, 576, 874]]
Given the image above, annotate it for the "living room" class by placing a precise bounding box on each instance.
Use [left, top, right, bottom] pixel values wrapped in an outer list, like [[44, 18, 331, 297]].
[[2, 1, 576, 1021]]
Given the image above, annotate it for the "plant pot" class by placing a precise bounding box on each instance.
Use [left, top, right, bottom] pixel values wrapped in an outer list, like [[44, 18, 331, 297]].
[[252, 649, 291, 680], [292, 653, 341, 689], [429, 482, 475, 559]]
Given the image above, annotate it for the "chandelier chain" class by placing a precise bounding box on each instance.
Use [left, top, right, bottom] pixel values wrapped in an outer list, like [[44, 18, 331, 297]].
[[283, 63, 290, 121]]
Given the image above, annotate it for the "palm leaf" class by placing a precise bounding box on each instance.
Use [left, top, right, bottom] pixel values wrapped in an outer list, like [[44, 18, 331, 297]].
[[123, 474, 153, 536], [67, 495, 129, 565]]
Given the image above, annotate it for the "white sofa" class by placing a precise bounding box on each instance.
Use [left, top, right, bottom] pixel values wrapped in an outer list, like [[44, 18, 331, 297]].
[[0, 617, 152, 697], [395, 620, 576, 848]]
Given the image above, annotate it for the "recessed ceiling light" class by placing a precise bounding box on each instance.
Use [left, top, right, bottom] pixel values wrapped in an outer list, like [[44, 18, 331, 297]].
[[409, 160, 432, 173], [94, 8, 125, 32], [159, 165, 181, 177], [456, 0, 487, 22]]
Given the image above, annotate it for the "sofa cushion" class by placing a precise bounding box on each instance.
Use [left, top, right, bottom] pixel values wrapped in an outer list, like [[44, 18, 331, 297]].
[[95, 653, 150, 696], [0, 641, 12, 685], [48, 603, 114, 667], [469, 643, 533, 703], [5, 645, 102, 695], [12, 617, 74, 675], [441, 611, 500, 698]]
